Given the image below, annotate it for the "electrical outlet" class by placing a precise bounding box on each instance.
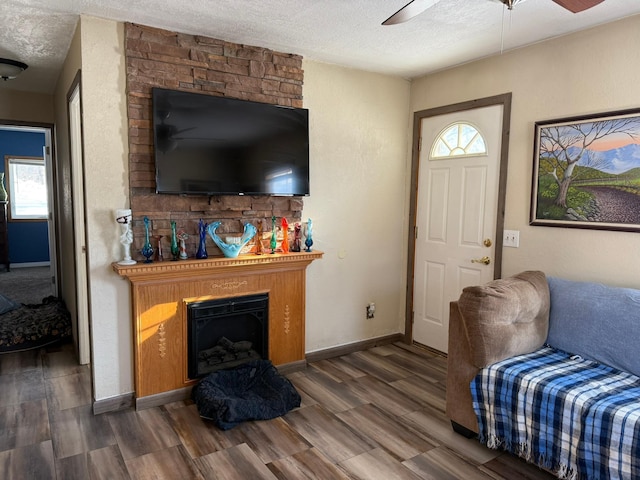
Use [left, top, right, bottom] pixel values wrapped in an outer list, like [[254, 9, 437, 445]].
[[366, 303, 375, 319], [503, 230, 520, 248]]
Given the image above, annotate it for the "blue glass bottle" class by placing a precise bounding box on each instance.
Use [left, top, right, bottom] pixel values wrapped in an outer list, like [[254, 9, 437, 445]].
[[304, 218, 313, 252], [141, 216, 154, 263], [196, 219, 208, 259]]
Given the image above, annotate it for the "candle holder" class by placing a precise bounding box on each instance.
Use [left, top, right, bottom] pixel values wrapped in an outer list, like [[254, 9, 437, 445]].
[[115, 209, 136, 265]]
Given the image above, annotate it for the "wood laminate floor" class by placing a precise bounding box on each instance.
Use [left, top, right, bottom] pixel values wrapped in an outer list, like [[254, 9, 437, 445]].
[[0, 341, 555, 479]]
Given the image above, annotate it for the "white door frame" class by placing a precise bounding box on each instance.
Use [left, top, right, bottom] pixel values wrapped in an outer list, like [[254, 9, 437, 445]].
[[405, 93, 512, 344], [68, 72, 91, 366], [43, 129, 58, 294]]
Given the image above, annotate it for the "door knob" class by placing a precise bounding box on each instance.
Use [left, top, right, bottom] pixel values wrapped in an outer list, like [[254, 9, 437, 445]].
[[471, 256, 491, 265]]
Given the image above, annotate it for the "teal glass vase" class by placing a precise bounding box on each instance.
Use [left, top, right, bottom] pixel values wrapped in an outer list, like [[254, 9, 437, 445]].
[[207, 221, 257, 258], [141, 216, 154, 263], [304, 218, 313, 252]]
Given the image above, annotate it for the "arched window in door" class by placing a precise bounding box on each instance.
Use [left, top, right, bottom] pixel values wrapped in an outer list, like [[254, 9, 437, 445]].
[[430, 122, 487, 159]]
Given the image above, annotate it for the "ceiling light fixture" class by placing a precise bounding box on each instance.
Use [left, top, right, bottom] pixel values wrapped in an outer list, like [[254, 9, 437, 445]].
[[0, 58, 28, 81]]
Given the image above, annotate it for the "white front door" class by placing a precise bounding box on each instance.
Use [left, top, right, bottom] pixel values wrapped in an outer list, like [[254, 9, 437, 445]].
[[413, 104, 504, 353]]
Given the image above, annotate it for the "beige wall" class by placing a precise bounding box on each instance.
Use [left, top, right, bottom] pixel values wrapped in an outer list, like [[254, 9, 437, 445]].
[[78, 16, 131, 401], [52, 16, 132, 402], [302, 60, 411, 352], [410, 15, 640, 289], [0, 89, 54, 124]]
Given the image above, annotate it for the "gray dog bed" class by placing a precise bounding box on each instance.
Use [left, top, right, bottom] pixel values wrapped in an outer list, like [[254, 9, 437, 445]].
[[192, 359, 301, 430]]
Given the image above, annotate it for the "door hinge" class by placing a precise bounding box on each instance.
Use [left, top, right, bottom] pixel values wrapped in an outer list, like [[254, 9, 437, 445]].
[[418, 137, 422, 151], [412, 311, 415, 324], [45, 146, 51, 155], [414, 225, 418, 239]]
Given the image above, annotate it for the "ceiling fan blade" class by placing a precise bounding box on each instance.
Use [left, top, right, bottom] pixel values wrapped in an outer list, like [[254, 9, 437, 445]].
[[551, 0, 604, 13], [382, 0, 441, 26]]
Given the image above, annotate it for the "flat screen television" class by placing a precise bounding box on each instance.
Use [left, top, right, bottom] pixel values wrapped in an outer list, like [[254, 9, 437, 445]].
[[152, 88, 310, 196]]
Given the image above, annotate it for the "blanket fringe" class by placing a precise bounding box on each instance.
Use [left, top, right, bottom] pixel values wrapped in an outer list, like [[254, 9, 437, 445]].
[[556, 463, 578, 480], [480, 434, 579, 480]]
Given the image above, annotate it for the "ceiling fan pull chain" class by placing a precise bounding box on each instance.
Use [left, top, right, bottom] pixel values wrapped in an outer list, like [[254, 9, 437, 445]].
[[500, 5, 506, 54]]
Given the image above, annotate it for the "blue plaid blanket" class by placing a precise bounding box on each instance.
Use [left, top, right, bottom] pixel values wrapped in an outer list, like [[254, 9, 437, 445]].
[[471, 346, 640, 480]]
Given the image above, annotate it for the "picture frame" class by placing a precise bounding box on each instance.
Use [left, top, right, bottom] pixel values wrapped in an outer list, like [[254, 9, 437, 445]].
[[530, 109, 640, 232]]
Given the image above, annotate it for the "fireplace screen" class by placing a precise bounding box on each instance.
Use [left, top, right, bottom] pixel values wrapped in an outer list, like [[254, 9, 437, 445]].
[[187, 293, 268, 379]]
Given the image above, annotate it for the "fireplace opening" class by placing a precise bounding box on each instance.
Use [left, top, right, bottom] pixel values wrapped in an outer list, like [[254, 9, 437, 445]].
[[187, 293, 268, 379]]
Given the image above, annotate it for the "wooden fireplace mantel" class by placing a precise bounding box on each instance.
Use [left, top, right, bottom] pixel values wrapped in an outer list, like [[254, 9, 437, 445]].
[[113, 251, 322, 403]]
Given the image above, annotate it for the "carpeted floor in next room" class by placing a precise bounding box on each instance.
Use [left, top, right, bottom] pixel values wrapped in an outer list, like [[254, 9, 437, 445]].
[[0, 266, 71, 354], [0, 266, 53, 305]]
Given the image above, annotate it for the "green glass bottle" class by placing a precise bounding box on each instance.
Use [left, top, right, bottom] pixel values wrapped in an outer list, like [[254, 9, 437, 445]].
[[270, 215, 277, 254], [170, 221, 179, 261]]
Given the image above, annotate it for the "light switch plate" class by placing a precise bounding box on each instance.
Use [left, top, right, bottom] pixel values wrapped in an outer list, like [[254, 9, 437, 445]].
[[503, 230, 520, 248]]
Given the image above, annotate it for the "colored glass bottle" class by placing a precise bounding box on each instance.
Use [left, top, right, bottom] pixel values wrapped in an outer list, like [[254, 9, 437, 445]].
[[196, 219, 208, 259], [255, 220, 264, 255], [304, 218, 313, 252], [281, 217, 289, 254], [270, 216, 277, 254], [141, 216, 154, 263], [170, 221, 179, 261], [292, 223, 301, 252]]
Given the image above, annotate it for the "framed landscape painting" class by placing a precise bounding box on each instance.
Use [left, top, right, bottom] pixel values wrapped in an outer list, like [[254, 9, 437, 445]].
[[531, 109, 640, 232]]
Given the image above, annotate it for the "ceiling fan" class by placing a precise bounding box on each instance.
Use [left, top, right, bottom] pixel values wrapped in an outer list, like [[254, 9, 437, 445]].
[[382, 0, 605, 25]]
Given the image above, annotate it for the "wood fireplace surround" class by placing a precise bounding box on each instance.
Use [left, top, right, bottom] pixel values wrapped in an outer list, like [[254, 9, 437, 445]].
[[113, 251, 322, 407]]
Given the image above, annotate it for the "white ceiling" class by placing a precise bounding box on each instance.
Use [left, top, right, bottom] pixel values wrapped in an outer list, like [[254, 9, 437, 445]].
[[3, 0, 640, 94]]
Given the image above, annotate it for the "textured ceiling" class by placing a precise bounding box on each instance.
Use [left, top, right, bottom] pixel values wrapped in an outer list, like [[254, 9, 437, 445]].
[[2, 0, 640, 94]]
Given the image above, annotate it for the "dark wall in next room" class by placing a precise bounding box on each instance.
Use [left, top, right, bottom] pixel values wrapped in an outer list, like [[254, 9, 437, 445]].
[[0, 129, 49, 265]]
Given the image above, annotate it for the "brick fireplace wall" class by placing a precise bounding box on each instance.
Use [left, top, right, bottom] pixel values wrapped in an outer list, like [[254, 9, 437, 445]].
[[124, 23, 305, 258]]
